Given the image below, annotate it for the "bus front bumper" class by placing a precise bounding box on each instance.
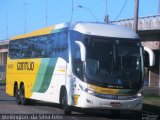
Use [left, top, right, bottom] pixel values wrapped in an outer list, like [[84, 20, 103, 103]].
[[74, 91, 143, 111]]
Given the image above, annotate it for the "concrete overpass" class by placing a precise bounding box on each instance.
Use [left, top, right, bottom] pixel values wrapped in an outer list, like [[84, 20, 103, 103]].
[[0, 40, 9, 80]]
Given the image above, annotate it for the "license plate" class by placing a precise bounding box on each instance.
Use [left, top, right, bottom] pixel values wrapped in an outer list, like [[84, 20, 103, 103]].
[[110, 102, 121, 107]]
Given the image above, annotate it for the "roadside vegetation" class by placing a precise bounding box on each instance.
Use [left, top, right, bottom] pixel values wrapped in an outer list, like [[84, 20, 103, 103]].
[[0, 80, 5, 84], [143, 94, 160, 114]]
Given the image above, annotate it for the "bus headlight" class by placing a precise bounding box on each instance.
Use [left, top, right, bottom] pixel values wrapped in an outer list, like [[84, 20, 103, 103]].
[[136, 91, 143, 97], [137, 93, 142, 97], [87, 89, 94, 94], [79, 84, 115, 99], [79, 84, 94, 95]]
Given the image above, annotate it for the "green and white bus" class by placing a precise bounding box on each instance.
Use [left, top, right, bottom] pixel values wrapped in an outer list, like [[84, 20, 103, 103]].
[[6, 22, 149, 115]]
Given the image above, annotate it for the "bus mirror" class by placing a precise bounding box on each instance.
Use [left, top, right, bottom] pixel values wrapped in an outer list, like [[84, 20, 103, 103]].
[[75, 41, 86, 62], [144, 47, 155, 66]]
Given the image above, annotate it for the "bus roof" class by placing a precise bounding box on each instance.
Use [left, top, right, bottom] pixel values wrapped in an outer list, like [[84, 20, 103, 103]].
[[72, 22, 140, 39], [11, 23, 69, 40], [12, 22, 139, 40], [12, 26, 54, 40]]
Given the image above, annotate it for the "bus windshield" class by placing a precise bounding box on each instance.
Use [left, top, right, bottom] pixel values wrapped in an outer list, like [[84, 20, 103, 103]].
[[84, 36, 143, 89]]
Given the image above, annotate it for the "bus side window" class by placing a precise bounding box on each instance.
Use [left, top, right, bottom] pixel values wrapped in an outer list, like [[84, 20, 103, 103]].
[[37, 35, 48, 57], [50, 32, 68, 60], [49, 34, 56, 57], [53, 33, 59, 57], [58, 32, 68, 60]]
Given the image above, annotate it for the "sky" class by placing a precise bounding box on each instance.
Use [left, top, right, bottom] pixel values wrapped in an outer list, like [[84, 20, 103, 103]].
[[0, 0, 159, 40]]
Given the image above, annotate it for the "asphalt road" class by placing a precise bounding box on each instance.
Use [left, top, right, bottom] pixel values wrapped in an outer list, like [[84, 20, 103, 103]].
[[0, 85, 156, 120]]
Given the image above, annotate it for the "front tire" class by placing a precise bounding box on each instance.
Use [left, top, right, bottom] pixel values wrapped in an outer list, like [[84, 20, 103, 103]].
[[15, 86, 21, 105], [19, 85, 27, 105], [62, 91, 71, 115]]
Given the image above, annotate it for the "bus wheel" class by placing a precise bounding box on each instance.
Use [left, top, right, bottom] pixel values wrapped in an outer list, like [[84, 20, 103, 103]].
[[15, 85, 21, 105], [62, 91, 71, 115], [20, 85, 27, 105]]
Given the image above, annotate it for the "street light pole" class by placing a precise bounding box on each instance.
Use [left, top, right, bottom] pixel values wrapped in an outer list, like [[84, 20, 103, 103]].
[[45, 0, 48, 27], [133, 0, 139, 32], [77, 5, 99, 22], [24, 1, 29, 34], [70, 0, 74, 23]]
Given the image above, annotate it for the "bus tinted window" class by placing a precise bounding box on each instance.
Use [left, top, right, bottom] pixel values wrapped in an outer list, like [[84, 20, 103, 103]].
[[9, 31, 68, 60]]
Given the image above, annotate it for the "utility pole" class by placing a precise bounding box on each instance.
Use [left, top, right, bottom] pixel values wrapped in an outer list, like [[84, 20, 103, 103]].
[[70, 0, 74, 23], [133, 0, 139, 32], [158, 0, 160, 85], [104, 0, 109, 23]]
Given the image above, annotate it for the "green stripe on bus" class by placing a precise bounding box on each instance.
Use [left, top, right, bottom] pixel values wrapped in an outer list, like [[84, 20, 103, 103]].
[[38, 58, 57, 93], [32, 58, 50, 92]]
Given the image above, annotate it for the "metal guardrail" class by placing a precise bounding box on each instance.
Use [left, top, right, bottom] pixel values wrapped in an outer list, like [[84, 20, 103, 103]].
[[112, 15, 160, 30]]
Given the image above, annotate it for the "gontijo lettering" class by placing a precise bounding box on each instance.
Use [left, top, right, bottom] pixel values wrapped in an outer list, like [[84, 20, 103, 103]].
[[17, 62, 34, 70]]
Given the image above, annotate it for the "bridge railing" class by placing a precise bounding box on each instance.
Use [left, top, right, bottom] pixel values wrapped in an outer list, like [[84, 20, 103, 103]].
[[112, 15, 160, 30]]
